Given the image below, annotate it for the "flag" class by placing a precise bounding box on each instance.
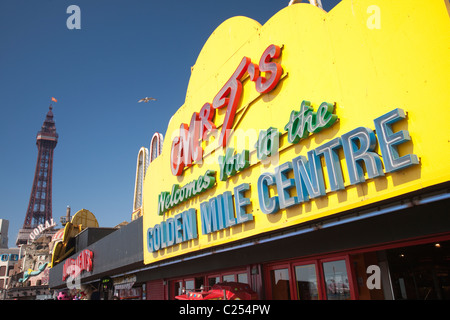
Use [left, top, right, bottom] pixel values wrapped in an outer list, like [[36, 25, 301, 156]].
[[51, 97, 58, 103]]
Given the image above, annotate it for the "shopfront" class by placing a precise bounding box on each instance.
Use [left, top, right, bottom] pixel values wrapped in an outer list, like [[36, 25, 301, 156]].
[[264, 234, 450, 300], [140, 0, 449, 300], [140, 189, 449, 300], [48, 217, 146, 300]]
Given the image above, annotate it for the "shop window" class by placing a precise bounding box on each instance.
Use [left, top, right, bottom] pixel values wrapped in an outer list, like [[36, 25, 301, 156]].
[[269, 268, 291, 300], [0, 266, 5, 277], [351, 251, 387, 300], [170, 277, 204, 299], [170, 269, 250, 299], [386, 240, 450, 300], [294, 263, 319, 300], [208, 276, 220, 288], [223, 274, 235, 282], [195, 277, 204, 290], [237, 273, 248, 284], [322, 260, 351, 300], [207, 270, 249, 286], [173, 280, 183, 298], [265, 256, 355, 300], [185, 279, 195, 292]]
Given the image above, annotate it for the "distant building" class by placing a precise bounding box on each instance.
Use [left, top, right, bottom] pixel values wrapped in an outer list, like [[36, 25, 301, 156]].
[[0, 226, 20, 299], [5, 233, 55, 300], [0, 220, 9, 249], [0, 219, 20, 299]]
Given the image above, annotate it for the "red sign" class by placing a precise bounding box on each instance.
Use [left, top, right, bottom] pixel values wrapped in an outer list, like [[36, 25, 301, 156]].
[[62, 249, 93, 281], [170, 44, 283, 176]]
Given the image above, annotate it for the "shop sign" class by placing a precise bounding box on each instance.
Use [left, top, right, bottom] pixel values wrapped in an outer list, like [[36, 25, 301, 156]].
[[113, 275, 137, 290], [29, 218, 56, 241], [62, 249, 93, 281], [147, 107, 418, 252], [158, 170, 216, 215], [257, 108, 418, 213], [169, 44, 283, 176], [143, 0, 450, 263]]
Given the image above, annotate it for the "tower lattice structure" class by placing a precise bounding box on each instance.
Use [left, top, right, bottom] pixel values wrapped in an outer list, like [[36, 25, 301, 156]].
[[17, 106, 58, 245]]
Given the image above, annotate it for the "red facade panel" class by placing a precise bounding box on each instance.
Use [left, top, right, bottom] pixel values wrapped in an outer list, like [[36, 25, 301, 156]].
[[146, 279, 165, 300]]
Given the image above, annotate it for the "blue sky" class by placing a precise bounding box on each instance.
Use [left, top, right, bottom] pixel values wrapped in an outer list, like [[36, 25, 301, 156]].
[[0, 0, 340, 248]]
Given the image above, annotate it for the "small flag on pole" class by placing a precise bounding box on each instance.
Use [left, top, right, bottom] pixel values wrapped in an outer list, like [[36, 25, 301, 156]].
[[51, 97, 58, 103]]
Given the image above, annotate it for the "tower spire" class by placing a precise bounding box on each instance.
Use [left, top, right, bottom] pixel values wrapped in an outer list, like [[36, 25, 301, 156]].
[[16, 105, 58, 245]]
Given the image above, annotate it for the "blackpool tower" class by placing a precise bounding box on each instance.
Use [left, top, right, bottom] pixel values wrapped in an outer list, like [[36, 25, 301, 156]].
[[16, 105, 58, 245]]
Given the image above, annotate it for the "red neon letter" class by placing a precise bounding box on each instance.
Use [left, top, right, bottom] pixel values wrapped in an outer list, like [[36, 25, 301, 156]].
[[254, 44, 282, 93], [212, 57, 251, 147], [247, 62, 260, 82], [198, 102, 216, 140], [183, 112, 203, 166], [170, 133, 185, 176], [170, 114, 204, 176], [170, 106, 214, 176]]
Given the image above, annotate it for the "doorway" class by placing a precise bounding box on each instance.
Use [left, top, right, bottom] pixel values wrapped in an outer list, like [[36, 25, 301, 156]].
[[265, 256, 355, 300]]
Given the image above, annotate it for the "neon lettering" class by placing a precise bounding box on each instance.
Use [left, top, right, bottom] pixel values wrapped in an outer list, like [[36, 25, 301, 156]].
[[257, 108, 419, 215], [234, 183, 253, 224], [342, 127, 384, 184], [292, 150, 326, 201], [315, 137, 345, 191], [200, 184, 251, 235], [218, 148, 250, 181], [373, 108, 419, 172], [170, 44, 283, 176], [157, 170, 216, 215], [253, 44, 283, 93], [213, 57, 251, 147], [275, 162, 298, 209], [62, 249, 93, 281], [285, 100, 338, 144], [255, 127, 280, 160], [147, 208, 197, 252], [257, 172, 279, 214]]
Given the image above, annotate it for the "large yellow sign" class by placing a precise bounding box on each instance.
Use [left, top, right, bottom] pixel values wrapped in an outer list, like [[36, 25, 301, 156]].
[[143, 0, 450, 264]]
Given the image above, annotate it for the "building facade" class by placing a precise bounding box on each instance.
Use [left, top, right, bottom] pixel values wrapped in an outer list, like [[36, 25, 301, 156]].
[[0, 248, 20, 299], [5, 229, 58, 300], [49, 0, 450, 301], [0, 220, 9, 249], [48, 217, 144, 300], [139, 0, 450, 300]]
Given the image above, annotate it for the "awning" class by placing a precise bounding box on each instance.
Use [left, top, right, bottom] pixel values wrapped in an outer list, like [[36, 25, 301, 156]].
[[113, 275, 136, 290]]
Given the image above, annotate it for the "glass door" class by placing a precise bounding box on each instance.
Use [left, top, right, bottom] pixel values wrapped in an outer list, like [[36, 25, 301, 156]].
[[321, 258, 353, 300], [293, 262, 320, 300], [264, 255, 356, 300], [170, 280, 183, 300], [267, 265, 292, 299]]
